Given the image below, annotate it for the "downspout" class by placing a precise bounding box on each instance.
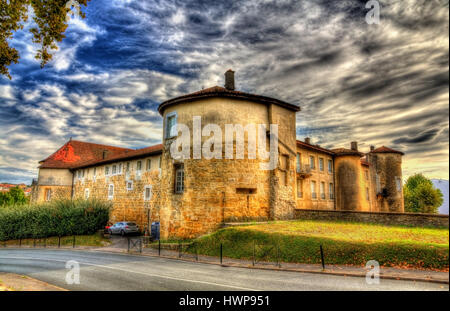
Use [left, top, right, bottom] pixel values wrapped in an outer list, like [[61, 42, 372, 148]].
[[267, 104, 276, 220], [70, 170, 75, 201], [333, 156, 337, 210]]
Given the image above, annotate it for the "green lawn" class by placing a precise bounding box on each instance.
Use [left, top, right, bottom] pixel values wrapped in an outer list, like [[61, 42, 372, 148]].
[[192, 220, 449, 270], [2, 234, 111, 247]]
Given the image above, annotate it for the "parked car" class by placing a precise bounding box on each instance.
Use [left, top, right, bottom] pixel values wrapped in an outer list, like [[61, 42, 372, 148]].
[[108, 222, 140, 236]]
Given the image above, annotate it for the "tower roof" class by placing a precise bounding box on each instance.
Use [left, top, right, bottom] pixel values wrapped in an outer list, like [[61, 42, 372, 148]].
[[331, 148, 365, 157], [158, 85, 300, 115], [370, 146, 404, 155]]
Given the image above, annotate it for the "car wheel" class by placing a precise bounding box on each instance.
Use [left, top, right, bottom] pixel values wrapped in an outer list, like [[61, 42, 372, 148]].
[[108, 229, 112, 235], [121, 230, 125, 237]]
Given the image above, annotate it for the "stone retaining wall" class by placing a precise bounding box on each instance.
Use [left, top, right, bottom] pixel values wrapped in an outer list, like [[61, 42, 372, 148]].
[[294, 209, 449, 228]]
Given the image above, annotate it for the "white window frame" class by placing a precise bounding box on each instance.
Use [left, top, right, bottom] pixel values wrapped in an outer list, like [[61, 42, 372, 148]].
[[319, 158, 324, 171], [309, 156, 315, 169], [146, 159, 152, 171], [320, 182, 325, 199], [45, 188, 52, 201], [126, 180, 133, 191], [105, 166, 110, 176], [395, 177, 402, 192], [112, 164, 117, 175], [175, 164, 185, 194], [311, 181, 317, 199], [165, 111, 178, 139], [118, 163, 123, 174], [85, 188, 90, 199], [144, 185, 153, 201], [108, 184, 114, 200], [329, 183, 334, 199], [328, 160, 333, 173]]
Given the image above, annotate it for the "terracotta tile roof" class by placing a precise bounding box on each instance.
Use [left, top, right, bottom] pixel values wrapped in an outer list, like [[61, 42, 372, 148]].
[[158, 86, 300, 115], [370, 146, 404, 155], [72, 144, 163, 169], [331, 148, 365, 157], [39, 140, 133, 169], [296, 140, 335, 155]]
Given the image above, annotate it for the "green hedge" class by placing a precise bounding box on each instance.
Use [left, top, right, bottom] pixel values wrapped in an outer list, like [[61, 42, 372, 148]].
[[0, 199, 111, 241]]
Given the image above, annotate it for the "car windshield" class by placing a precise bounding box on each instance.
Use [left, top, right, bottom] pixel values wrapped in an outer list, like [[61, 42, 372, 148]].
[[127, 222, 136, 226]]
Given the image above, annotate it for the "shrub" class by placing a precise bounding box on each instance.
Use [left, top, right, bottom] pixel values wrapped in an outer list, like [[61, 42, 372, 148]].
[[0, 199, 111, 241]]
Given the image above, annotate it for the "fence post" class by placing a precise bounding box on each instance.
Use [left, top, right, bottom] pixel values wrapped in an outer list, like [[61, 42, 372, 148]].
[[73, 236, 76, 248], [33, 238, 36, 248], [127, 237, 130, 252], [220, 243, 223, 265], [44, 238, 47, 248], [195, 243, 198, 261], [252, 240, 255, 266], [178, 242, 182, 258], [158, 239, 161, 256], [320, 245, 325, 270], [139, 238, 142, 253], [276, 243, 280, 268], [58, 236, 61, 248], [19, 238, 22, 248]]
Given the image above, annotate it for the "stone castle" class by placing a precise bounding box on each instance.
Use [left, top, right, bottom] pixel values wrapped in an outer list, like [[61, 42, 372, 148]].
[[31, 70, 405, 238]]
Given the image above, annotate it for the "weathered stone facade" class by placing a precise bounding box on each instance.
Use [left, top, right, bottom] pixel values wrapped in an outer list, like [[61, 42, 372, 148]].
[[32, 71, 408, 239]]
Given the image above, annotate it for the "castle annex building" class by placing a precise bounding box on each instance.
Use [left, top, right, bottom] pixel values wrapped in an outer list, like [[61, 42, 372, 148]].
[[32, 71, 405, 238]]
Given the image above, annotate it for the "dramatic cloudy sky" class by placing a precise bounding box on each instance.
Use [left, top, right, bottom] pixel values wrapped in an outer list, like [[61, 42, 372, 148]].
[[0, 0, 448, 184]]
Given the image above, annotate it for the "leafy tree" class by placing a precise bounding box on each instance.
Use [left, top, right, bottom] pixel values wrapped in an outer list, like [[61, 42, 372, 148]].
[[0, 0, 89, 79], [0, 191, 13, 206], [404, 174, 443, 214], [9, 186, 28, 204], [0, 186, 28, 206]]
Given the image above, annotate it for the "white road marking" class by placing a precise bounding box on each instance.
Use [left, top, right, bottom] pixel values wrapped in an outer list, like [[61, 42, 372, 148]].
[[0, 255, 259, 291]]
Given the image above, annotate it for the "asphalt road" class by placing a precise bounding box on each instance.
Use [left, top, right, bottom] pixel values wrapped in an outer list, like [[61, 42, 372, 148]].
[[0, 249, 447, 291]]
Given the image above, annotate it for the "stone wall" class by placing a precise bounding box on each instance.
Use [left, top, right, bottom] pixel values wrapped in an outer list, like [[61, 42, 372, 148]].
[[72, 155, 162, 234], [294, 209, 449, 228]]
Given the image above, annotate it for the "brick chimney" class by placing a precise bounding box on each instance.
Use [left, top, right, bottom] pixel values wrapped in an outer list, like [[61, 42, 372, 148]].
[[224, 69, 235, 91], [351, 141, 358, 151], [305, 137, 311, 144]]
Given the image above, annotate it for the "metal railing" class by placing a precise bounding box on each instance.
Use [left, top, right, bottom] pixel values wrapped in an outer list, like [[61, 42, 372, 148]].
[[296, 164, 312, 175]]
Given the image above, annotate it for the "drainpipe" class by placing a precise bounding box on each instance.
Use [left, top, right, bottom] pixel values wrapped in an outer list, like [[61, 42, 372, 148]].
[[333, 157, 337, 210], [70, 170, 75, 200]]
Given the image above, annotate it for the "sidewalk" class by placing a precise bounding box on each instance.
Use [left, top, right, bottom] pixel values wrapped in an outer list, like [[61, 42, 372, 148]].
[[0, 273, 66, 291], [92, 243, 450, 284]]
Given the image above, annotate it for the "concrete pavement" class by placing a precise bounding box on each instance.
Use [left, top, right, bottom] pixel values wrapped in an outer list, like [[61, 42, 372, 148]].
[[0, 249, 447, 291]]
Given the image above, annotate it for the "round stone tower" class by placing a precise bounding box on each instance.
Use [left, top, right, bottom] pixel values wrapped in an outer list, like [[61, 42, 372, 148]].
[[156, 70, 300, 238], [333, 142, 365, 211], [367, 146, 404, 212]]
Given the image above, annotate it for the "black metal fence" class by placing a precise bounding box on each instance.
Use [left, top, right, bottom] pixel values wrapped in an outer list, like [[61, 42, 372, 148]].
[[1, 235, 81, 249], [137, 237, 327, 270]]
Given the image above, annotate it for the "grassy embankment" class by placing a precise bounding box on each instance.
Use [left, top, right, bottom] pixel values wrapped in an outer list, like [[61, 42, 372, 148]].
[[191, 220, 449, 270]]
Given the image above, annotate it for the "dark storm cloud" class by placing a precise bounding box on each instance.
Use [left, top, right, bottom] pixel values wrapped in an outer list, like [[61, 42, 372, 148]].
[[0, 0, 448, 183]]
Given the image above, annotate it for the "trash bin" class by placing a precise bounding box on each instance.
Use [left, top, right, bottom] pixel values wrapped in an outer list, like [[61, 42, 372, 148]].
[[151, 222, 160, 241]]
